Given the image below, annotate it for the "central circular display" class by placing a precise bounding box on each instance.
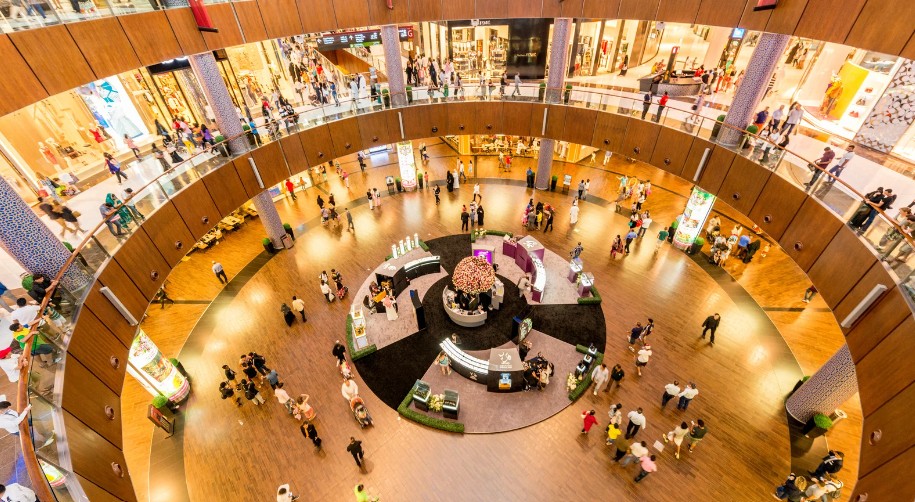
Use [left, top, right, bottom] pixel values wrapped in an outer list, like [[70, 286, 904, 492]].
[[452, 256, 496, 294]]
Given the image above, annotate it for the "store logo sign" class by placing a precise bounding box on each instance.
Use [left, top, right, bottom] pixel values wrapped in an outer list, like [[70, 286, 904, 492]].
[[470, 19, 492, 27]]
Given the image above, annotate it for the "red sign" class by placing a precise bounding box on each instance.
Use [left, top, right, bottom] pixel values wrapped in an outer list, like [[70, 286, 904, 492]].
[[753, 0, 778, 11], [189, 0, 218, 33]]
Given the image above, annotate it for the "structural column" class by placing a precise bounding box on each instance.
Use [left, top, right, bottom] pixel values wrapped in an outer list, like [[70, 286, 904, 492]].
[[786, 345, 858, 423], [535, 18, 573, 190], [251, 190, 286, 248], [0, 177, 90, 292], [380, 25, 407, 107], [718, 33, 790, 146], [188, 53, 248, 155]]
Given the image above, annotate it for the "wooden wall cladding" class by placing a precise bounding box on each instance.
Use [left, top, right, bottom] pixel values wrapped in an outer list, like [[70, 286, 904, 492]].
[[230, 154, 263, 198], [8, 25, 95, 96], [202, 160, 253, 215], [0, 35, 48, 117], [279, 134, 310, 175], [367, 0, 409, 25], [111, 227, 170, 299], [501, 102, 534, 136], [250, 140, 291, 188], [66, 17, 140, 78], [656, 0, 699, 24], [858, 382, 915, 476], [441, 0, 474, 20], [169, 181, 222, 240], [65, 308, 128, 395], [445, 102, 478, 136], [332, 0, 371, 29], [844, 0, 915, 56], [477, 0, 542, 19], [257, 0, 305, 38], [716, 156, 771, 215], [77, 474, 124, 502], [793, 0, 866, 43], [357, 110, 398, 147], [620, 119, 660, 163], [93, 260, 151, 339], [855, 316, 915, 415], [763, 0, 808, 36], [806, 227, 877, 308], [591, 112, 628, 154], [134, 202, 195, 268], [201, 2, 244, 50], [618, 0, 660, 22], [694, 0, 745, 28], [233, 1, 269, 43], [561, 107, 599, 147], [581, 0, 620, 18], [852, 445, 915, 501], [777, 197, 842, 272], [63, 410, 137, 502], [649, 127, 694, 176], [679, 138, 713, 181], [844, 287, 912, 360], [747, 174, 807, 241], [117, 12, 183, 67], [296, 0, 338, 33], [298, 124, 335, 165], [164, 8, 207, 56], [832, 262, 896, 327], [903, 33, 915, 61], [695, 146, 734, 194], [62, 357, 123, 449], [408, 0, 443, 22], [327, 118, 364, 159]]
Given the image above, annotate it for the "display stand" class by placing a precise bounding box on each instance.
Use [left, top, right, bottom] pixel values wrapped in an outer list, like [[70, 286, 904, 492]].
[[486, 348, 525, 392], [351, 307, 368, 349], [577, 273, 594, 297], [411, 290, 426, 331], [568, 258, 583, 282]]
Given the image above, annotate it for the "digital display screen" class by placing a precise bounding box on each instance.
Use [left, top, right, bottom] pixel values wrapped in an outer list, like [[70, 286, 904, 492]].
[[731, 28, 746, 39], [314, 27, 413, 51], [473, 249, 493, 264]]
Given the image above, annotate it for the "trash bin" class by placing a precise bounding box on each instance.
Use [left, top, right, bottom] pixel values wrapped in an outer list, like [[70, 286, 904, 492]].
[[386, 175, 396, 195], [281, 234, 294, 249], [443, 389, 459, 420], [412, 380, 431, 411]]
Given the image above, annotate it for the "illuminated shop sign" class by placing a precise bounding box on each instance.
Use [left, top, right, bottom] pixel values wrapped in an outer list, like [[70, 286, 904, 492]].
[[314, 27, 414, 50], [673, 187, 716, 250]]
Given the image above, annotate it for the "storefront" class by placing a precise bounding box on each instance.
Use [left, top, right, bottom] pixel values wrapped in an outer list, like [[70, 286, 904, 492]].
[[145, 58, 210, 126], [446, 19, 551, 80]]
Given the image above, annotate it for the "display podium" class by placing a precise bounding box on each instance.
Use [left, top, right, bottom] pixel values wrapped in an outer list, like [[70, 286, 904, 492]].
[[411, 289, 426, 331], [486, 348, 525, 393]]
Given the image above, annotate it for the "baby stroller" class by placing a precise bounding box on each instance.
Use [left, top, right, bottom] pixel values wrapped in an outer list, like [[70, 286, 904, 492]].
[[281, 303, 295, 327], [350, 396, 373, 428], [336, 285, 349, 300]]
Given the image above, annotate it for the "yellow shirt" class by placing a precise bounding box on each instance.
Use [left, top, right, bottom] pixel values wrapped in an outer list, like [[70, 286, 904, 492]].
[[607, 426, 622, 440]]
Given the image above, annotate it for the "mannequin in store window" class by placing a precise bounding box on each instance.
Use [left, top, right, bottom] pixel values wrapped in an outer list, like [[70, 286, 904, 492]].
[[821, 76, 844, 117], [38, 142, 62, 172]]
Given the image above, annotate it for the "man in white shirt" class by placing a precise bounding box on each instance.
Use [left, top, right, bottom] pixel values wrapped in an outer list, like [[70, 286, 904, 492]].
[[276, 483, 299, 502], [274, 383, 294, 414], [590, 364, 610, 395], [769, 104, 785, 131], [625, 408, 646, 439], [620, 439, 649, 467], [677, 383, 699, 410], [291, 296, 306, 322], [9, 299, 41, 328], [661, 380, 681, 408], [780, 103, 804, 135], [0, 401, 31, 435], [826, 145, 856, 182], [0, 483, 37, 502], [212, 261, 228, 284]]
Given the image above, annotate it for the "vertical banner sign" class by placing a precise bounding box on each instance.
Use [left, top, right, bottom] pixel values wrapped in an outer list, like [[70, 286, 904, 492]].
[[189, 0, 218, 32]]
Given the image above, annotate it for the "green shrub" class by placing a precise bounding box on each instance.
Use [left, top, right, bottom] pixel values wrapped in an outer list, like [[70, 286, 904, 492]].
[[694, 236, 706, 247], [813, 413, 833, 429], [215, 135, 226, 143], [152, 395, 169, 409], [568, 351, 604, 401], [551, 175, 558, 181], [345, 314, 377, 361], [397, 385, 465, 433], [485, 230, 513, 237], [168, 357, 180, 367], [418, 239, 429, 251], [577, 284, 602, 305], [262, 237, 272, 246], [283, 223, 292, 231]]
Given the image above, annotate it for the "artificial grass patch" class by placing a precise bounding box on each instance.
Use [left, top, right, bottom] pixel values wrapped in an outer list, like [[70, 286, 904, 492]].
[[577, 284, 602, 305], [397, 385, 465, 433], [385, 240, 428, 260], [567, 346, 604, 401]]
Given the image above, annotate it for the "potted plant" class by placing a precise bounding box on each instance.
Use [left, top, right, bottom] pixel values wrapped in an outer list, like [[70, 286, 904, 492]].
[[538, 82, 546, 101], [710, 114, 726, 141], [741, 125, 759, 150], [262, 237, 275, 254], [689, 236, 706, 255], [406, 86, 413, 104], [395, 177, 403, 192], [564, 83, 573, 104], [803, 413, 833, 438], [550, 175, 558, 191], [153, 394, 179, 413], [417, 172, 424, 189], [283, 223, 295, 241], [381, 89, 390, 108], [790, 375, 811, 396], [168, 357, 189, 379]]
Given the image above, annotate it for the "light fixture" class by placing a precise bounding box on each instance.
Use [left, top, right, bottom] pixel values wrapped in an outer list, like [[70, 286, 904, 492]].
[[100, 287, 138, 326]]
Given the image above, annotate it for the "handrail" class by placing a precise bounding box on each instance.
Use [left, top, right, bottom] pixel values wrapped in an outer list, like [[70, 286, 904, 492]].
[[15, 80, 914, 499]]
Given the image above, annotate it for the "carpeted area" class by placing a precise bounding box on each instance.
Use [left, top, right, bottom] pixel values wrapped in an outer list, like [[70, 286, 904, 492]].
[[353, 234, 607, 412]]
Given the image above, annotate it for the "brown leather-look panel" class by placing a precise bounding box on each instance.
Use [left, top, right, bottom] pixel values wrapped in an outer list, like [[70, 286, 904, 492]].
[[328, 118, 364, 159], [695, 146, 734, 194], [618, 0, 660, 21], [561, 107, 599, 147], [66, 17, 140, 78], [679, 138, 713, 181], [778, 197, 842, 272], [544, 105, 567, 141], [357, 110, 398, 147], [441, 0, 474, 19], [807, 227, 878, 308], [649, 127, 694, 176], [66, 307, 128, 394], [852, 445, 915, 502], [201, 2, 244, 50], [764, 0, 808, 35], [8, 25, 95, 96], [845, 286, 912, 360], [112, 226, 170, 299], [855, 316, 915, 416], [63, 410, 137, 501], [233, 1, 269, 43], [170, 181, 221, 240], [279, 134, 310, 176], [502, 102, 534, 136], [716, 156, 771, 215], [0, 35, 48, 117], [250, 140, 291, 188], [62, 357, 123, 449], [656, 0, 699, 24], [857, 381, 915, 477], [332, 0, 371, 30], [694, 0, 745, 28], [581, 0, 620, 18], [903, 33, 915, 61], [409, 0, 443, 22], [737, 0, 771, 31], [591, 111, 628, 154], [477, 0, 542, 18], [257, 0, 305, 38], [620, 119, 660, 163], [92, 260, 150, 340], [136, 201, 195, 268], [297, 0, 338, 33], [298, 124, 335, 166], [231, 154, 263, 199], [164, 7, 207, 56], [202, 159, 254, 215], [833, 261, 896, 329], [117, 11, 183, 67], [794, 0, 866, 43], [368, 0, 409, 25], [747, 174, 807, 241], [844, 0, 915, 56], [77, 474, 125, 502]]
